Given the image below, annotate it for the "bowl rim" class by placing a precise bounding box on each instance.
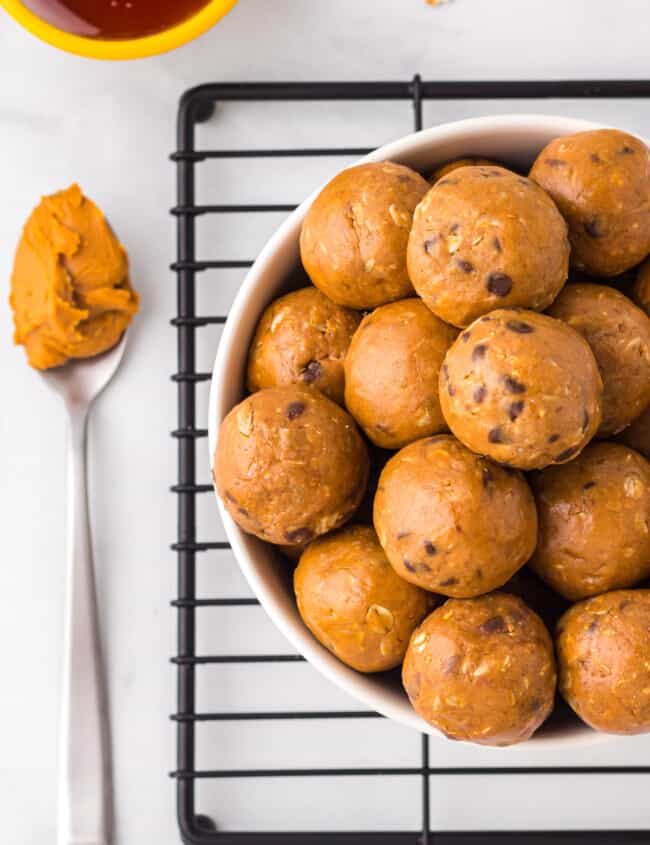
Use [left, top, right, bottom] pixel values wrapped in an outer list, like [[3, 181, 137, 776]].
[[209, 112, 621, 749], [0, 0, 238, 60]]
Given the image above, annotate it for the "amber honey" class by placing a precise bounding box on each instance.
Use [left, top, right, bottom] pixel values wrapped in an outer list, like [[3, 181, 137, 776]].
[[22, 0, 213, 40]]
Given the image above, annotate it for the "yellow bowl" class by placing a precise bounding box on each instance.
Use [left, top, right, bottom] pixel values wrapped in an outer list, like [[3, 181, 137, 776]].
[[0, 0, 239, 60]]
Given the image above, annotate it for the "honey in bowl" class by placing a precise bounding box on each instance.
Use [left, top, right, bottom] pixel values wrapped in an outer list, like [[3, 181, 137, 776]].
[[21, 0, 213, 39]]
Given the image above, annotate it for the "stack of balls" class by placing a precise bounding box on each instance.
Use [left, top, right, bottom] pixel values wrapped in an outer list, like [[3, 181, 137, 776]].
[[214, 130, 650, 746]]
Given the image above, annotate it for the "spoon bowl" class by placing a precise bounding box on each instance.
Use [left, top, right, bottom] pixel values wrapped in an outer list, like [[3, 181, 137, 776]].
[[41, 334, 127, 410]]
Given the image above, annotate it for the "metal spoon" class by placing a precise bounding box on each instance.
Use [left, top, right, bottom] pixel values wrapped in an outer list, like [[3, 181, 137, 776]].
[[41, 335, 127, 845]]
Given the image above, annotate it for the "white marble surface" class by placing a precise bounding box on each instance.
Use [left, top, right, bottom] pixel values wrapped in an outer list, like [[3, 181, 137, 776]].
[[3, 1, 650, 841]]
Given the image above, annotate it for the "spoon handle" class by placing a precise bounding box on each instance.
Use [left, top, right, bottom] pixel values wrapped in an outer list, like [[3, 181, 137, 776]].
[[58, 409, 112, 845]]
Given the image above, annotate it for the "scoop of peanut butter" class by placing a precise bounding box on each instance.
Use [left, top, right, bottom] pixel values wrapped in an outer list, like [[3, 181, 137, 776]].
[[10, 184, 139, 369]]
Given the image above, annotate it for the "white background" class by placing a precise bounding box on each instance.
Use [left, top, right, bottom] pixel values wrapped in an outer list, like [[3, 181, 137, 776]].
[[3, 1, 650, 842]]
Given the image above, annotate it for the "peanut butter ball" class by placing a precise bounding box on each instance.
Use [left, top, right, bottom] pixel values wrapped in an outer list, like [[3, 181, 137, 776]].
[[556, 590, 650, 734], [618, 403, 650, 459], [547, 283, 650, 436], [633, 256, 650, 316], [402, 593, 556, 746], [407, 166, 569, 327], [344, 298, 458, 448], [373, 435, 537, 598], [294, 524, 435, 673], [439, 309, 602, 470], [530, 442, 650, 601], [428, 157, 500, 184], [214, 386, 368, 545], [530, 129, 650, 276], [247, 286, 360, 404], [300, 162, 429, 309]]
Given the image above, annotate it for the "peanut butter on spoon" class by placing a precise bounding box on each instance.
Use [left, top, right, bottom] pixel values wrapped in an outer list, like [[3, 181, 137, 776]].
[[10, 184, 139, 370]]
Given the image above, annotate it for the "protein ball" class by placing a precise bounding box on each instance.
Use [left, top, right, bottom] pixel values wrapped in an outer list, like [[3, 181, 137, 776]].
[[633, 256, 650, 316], [547, 283, 650, 436], [373, 435, 537, 598], [214, 386, 368, 545], [407, 166, 569, 327], [529, 129, 650, 277], [300, 162, 429, 309], [439, 309, 602, 470], [618, 403, 650, 459], [294, 524, 435, 673], [344, 298, 458, 448], [530, 442, 650, 601], [428, 157, 500, 184], [402, 593, 556, 746], [556, 590, 650, 734], [247, 286, 361, 404]]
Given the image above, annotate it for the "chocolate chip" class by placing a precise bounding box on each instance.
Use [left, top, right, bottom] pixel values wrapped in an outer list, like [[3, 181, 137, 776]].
[[449, 222, 460, 234], [456, 258, 474, 273], [403, 557, 416, 573], [225, 490, 237, 503], [591, 152, 602, 163], [480, 615, 507, 634], [397, 531, 411, 540], [447, 382, 456, 396], [556, 445, 579, 462], [488, 427, 504, 444], [423, 540, 437, 555], [490, 169, 503, 176], [583, 480, 597, 490], [620, 599, 632, 610], [472, 344, 487, 362], [506, 320, 534, 334], [493, 236, 502, 252], [440, 576, 459, 587], [238, 506, 250, 517], [420, 562, 432, 573], [445, 654, 460, 675], [582, 409, 590, 432], [527, 697, 542, 713], [508, 400, 525, 421], [475, 567, 483, 579], [486, 272, 513, 297], [302, 360, 322, 384], [286, 401, 305, 420], [584, 216, 606, 238], [518, 178, 530, 187], [424, 237, 438, 253], [398, 173, 413, 183], [462, 331, 471, 343], [548, 433, 561, 443], [545, 157, 567, 167], [375, 423, 391, 433], [621, 145, 635, 155], [481, 467, 493, 488], [437, 177, 459, 186], [474, 385, 487, 404], [285, 527, 314, 544], [588, 617, 599, 634], [503, 375, 526, 394]]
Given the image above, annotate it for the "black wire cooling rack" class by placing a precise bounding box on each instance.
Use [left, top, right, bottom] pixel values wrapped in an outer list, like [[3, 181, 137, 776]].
[[172, 77, 650, 845]]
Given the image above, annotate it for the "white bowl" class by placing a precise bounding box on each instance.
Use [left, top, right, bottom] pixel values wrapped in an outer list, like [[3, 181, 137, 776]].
[[209, 113, 615, 748]]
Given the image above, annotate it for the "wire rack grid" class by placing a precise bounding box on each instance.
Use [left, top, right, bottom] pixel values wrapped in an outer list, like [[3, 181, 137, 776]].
[[172, 77, 650, 845]]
